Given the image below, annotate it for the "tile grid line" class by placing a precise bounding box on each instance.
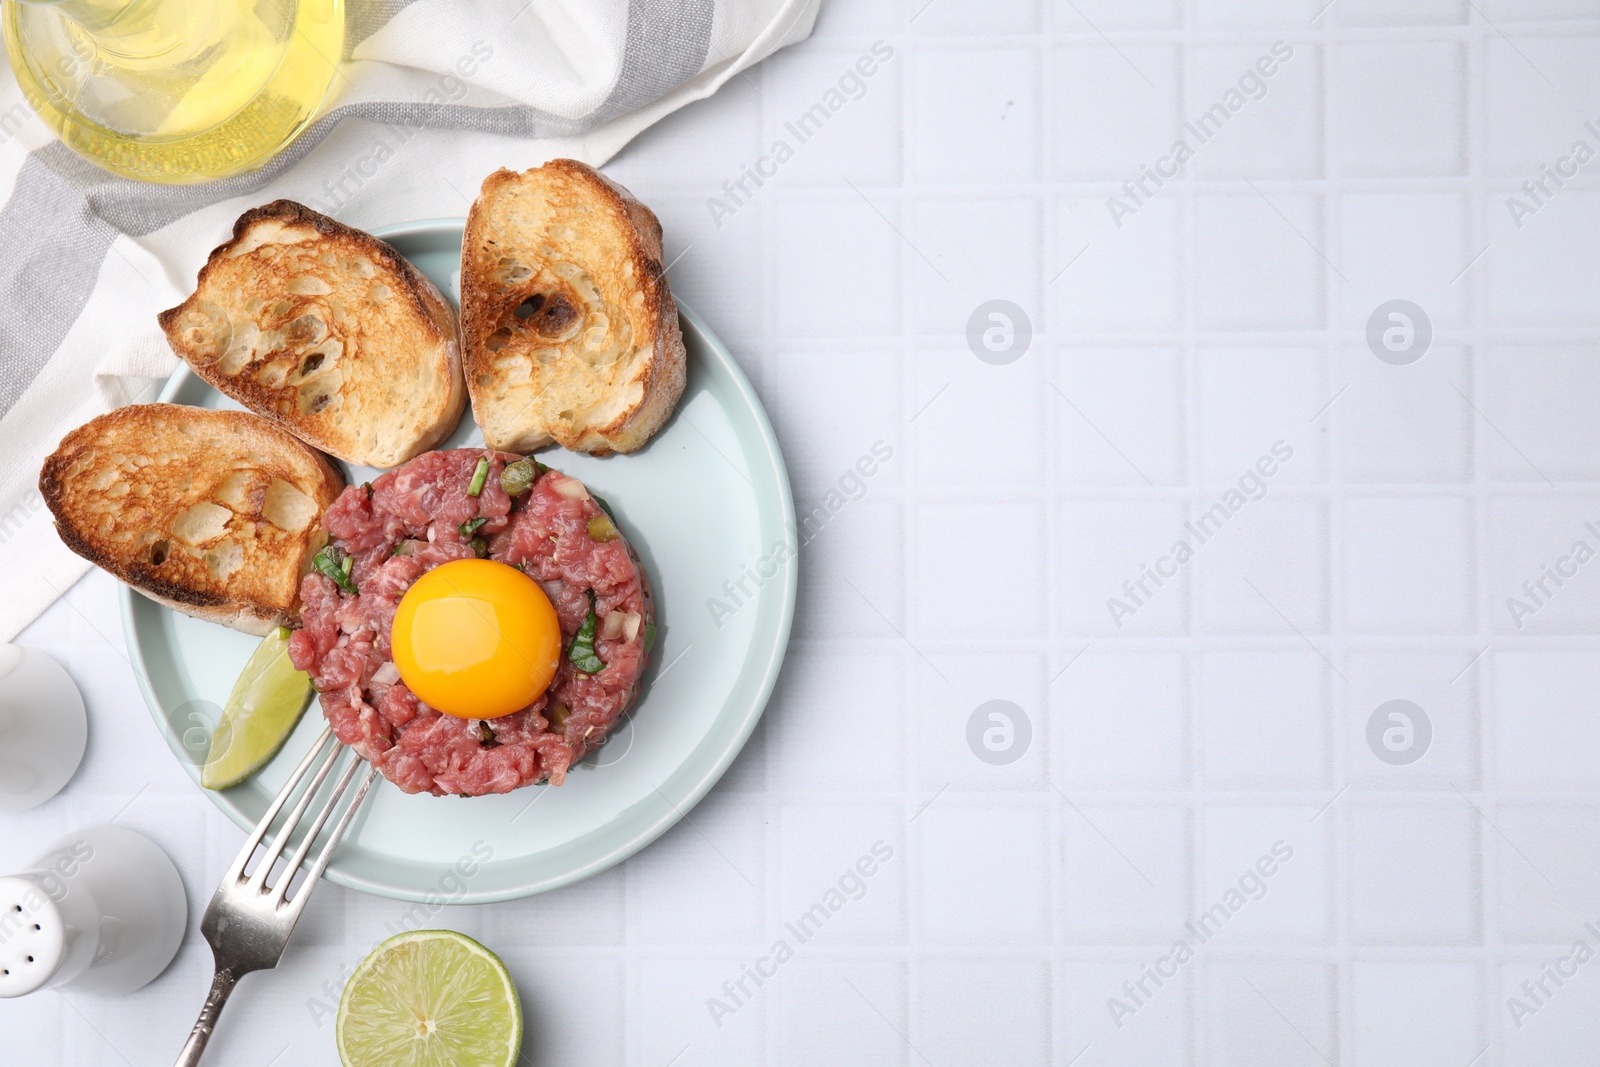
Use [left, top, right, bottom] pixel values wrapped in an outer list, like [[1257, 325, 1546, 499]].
[[758, 40, 928, 1061], [758, 56, 778, 1033], [669, 50, 764, 1067], [1466, 14, 1501, 1056], [770, 175, 1575, 199], [473, 942, 1588, 961], [785, 632, 1600, 654], [1038, 4, 1066, 1054], [779, 484, 1600, 513], [750, 44, 779, 1067], [616, 785, 1600, 805], [1056, 0, 1184, 1043], [1176, 0, 1203, 1054], [762, 325, 1600, 354], [902, 22, 1600, 46], [1177, 0, 1209, 1056], [1305, 16, 1344, 1067], [899, 6, 928, 1056], [1317, 21, 1353, 1067], [761, 41, 904, 1059]]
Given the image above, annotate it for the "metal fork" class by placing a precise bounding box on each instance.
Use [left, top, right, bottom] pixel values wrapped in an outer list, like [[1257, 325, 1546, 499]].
[[174, 727, 380, 1067]]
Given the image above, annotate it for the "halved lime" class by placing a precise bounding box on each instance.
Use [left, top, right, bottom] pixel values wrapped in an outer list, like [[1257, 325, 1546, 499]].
[[337, 930, 523, 1067], [200, 627, 314, 790]]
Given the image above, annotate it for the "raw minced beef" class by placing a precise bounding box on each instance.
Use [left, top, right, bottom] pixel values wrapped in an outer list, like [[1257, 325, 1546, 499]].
[[287, 448, 653, 796]]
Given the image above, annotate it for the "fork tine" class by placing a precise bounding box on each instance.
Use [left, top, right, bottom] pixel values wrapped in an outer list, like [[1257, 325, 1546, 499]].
[[246, 733, 344, 891], [289, 763, 381, 910], [269, 751, 364, 905], [222, 727, 336, 883]]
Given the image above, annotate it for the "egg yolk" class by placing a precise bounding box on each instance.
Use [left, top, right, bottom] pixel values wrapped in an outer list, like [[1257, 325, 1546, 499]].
[[391, 558, 562, 719]]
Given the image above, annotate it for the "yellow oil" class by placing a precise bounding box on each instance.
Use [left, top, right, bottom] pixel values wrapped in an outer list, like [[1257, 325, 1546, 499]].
[[4, 0, 344, 183]]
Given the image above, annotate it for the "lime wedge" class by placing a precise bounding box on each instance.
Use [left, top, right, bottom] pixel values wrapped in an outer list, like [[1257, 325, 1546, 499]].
[[337, 930, 523, 1067], [200, 627, 314, 790]]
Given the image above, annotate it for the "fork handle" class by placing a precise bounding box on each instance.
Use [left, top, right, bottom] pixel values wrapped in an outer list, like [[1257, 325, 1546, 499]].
[[173, 967, 240, 1067]]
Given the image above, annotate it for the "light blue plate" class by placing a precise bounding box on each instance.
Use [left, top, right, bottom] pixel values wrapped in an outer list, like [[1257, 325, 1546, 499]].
[[121, 219, 796, 903]]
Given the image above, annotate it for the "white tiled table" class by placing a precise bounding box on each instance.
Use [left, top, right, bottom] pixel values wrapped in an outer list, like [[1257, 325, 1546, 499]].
[[11, 1, 1600, 1063]]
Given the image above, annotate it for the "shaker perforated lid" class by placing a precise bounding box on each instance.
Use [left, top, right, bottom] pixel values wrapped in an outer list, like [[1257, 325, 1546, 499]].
[[0, 876, 65, 998]]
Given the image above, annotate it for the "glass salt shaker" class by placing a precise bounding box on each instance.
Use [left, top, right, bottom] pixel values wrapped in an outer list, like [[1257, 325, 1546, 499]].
[[0, 825, 187, 998], [0, 643, 87, 813]]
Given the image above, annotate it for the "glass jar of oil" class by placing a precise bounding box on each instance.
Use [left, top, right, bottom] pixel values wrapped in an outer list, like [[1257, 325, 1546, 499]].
[[3, 0, 344, 183]]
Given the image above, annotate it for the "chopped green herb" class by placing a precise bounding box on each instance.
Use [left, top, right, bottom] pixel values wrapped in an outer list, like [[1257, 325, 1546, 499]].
[[546, 702, 571, 733], [470, 536, 489, 558], [467, 456, 490, 497], [643, 622, 658, 654], [587, 513, 619, 542], [567, 591, 605, 673], [361, 482, 372, 499], [478, 721, 500, 748], [460, 517, 489, 538], [391, 539, 418, 557], [534, 459, 550, 475], [591, 493, 617, 522], [310, 544, 358, 595], [499, 458, 539, 498]]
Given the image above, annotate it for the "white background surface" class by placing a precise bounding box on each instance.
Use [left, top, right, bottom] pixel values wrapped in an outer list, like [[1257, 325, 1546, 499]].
[[10, 0, 1600, 1064]]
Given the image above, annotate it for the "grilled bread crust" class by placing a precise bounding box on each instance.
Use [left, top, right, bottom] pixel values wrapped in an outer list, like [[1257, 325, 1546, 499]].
[[39, 404, 345, 635], [460, 160, 687, 456], [158, 200, 465, 469]]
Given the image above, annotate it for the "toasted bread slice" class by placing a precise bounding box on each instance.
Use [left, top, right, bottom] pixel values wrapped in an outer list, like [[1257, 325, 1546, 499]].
[[460, 160, 687, 455], [39, 404, 345, 635], [158, 200, 465, 469]]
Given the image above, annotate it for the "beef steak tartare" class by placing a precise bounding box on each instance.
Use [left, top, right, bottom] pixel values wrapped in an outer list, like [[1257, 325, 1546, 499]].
[[287, 448, 654, 795]]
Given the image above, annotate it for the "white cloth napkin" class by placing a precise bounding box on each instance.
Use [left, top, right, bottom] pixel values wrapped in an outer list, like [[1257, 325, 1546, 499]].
[[0, 0, 818, 641]]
